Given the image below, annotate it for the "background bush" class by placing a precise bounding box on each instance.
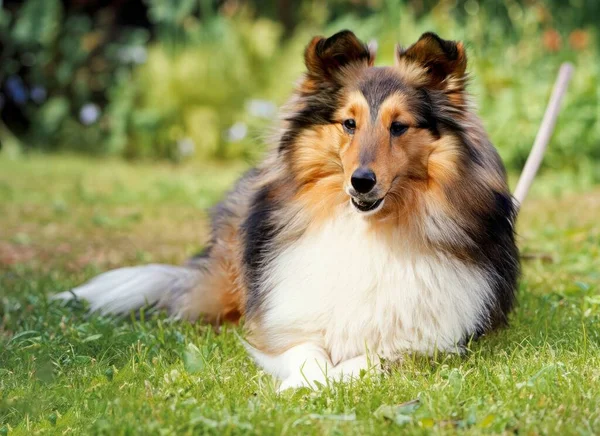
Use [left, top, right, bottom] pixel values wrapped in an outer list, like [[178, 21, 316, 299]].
[[0, 0, 598, 172]]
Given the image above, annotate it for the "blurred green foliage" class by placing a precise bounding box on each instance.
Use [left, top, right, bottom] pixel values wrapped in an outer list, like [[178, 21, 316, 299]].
[[0, 0, 598, 172]]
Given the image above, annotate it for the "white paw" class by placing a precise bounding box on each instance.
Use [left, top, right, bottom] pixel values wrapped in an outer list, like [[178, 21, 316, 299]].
[[319, 353, 380, 384], [277, 375, 314, 392], [277, 366, 329, 392]]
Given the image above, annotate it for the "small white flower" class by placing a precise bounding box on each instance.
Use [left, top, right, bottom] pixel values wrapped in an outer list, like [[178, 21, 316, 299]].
[[247, 99, 277, 119], [228, 122, 248, 142], [79, 103, 100, 125]]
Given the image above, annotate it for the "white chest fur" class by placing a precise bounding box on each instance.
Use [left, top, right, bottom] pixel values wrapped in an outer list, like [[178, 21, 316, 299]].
[[261, 205, 493, 364]]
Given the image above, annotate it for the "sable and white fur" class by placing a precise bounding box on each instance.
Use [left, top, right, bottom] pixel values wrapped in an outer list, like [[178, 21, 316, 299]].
[[55, 31, 520, 390]]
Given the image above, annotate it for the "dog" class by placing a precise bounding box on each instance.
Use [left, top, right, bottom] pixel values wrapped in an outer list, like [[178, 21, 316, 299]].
[[55, 30, 520, 390]]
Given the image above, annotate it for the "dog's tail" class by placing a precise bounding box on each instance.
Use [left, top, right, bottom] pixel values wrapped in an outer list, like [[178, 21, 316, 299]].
[[53, 263, 229, 322]]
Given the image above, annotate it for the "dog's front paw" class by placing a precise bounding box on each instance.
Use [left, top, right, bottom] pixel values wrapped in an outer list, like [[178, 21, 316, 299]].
[[277, 373, 324, 392], [277, 376, 311, 392]]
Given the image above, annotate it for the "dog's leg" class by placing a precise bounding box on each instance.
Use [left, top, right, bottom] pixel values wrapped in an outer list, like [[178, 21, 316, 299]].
[[242, 338, 382, 391], [275, 343, 335, 391], [278, 353, 383, 390], [274, 350, 381, 391], [329, 353, 381, 381], [241, 341, 334, 390]]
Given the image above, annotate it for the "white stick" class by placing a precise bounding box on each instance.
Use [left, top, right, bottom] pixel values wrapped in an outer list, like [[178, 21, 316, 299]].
[[513, 63, 574, 208]]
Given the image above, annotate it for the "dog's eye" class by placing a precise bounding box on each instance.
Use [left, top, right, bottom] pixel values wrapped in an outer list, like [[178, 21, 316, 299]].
[[343, 119, 356, 133], [390, 122, 408, 137]]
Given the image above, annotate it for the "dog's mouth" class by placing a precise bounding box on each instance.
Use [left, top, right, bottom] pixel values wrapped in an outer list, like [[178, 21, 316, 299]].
[[350, 197, 385, 214]]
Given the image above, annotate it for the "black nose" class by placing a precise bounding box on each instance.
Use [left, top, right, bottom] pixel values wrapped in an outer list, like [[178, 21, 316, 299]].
[[351, 168, 377, 194]]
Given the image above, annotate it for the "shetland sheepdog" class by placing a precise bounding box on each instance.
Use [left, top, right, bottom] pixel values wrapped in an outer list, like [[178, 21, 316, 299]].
[[55, 31, 520, 390]]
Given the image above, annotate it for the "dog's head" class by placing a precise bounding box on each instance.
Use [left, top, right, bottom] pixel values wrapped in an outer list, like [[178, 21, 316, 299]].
[[284, 30, 491, 222]]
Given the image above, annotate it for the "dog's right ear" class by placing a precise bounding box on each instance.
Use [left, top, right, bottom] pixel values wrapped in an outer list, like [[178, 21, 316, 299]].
[[304, 30, 373, 83]]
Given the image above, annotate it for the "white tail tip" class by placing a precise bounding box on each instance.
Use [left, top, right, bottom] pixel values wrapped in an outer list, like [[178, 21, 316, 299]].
[[53, 264, 200, 316]]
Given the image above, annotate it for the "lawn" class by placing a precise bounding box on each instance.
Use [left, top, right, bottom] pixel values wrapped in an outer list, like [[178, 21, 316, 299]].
[[1, 154, 599, 435]]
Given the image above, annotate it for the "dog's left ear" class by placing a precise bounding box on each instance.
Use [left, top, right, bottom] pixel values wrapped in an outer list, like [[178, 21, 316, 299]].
[[396, 32, 467, 89]]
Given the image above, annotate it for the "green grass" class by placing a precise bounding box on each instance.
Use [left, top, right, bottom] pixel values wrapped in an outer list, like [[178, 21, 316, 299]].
[[1, 154, 599, 435]]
